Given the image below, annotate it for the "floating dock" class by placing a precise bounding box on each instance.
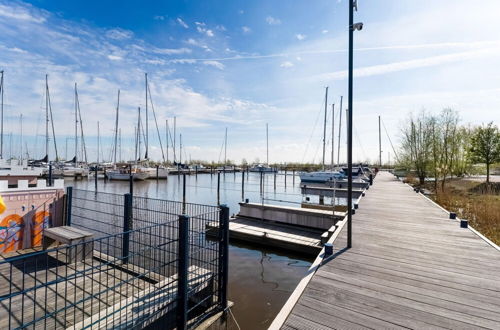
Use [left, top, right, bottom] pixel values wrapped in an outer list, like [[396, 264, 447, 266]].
[[271, 171, 500, 329]]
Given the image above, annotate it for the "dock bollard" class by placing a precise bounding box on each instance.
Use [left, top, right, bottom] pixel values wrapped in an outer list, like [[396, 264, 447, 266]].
[[354, 203, 359, 209], [449, 212, 456, 219], [324, 243, 333, 256], [460, 219, 468, 228]]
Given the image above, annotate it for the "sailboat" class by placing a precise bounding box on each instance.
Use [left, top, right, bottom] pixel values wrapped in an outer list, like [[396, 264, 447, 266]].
[[106, 92, 149, 181], [249, 123, 276, 173], [63, 83, 89, 177], [140, 73, 169, 179], [299, 87, 346, 183]]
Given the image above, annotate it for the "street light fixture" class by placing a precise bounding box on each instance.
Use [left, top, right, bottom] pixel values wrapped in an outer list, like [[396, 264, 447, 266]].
[[347, 0, 363, 248]]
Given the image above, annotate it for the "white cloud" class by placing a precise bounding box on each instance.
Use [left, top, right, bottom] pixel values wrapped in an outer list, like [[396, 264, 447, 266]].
[[316, 47, 500, 80], [266, 16, 281, 25], [0, 3, 45, 23], [195, 22, 214, 37], [153, 47, 192, 55], [203, 60, 225, 70], [242, 26, 251, 34], [322, 30, 328, 34], [107, 54, 123, 61], [106, 28, 133, 40], [296, 34, 306, 41], [177, 17, 189, 28], [280, 61, 294, 68], [154, 15, 165, 21]]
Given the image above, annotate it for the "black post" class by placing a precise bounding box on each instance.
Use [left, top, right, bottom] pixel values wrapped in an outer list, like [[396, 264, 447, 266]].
[[182, 173, 186, 214], [293, 170, 295, 185], [123, 193, 132, 264], [284, 169, 287, 189], [218, 205, 229, 310], [369, 174, 373, 186], [260, 171, 263, 196], [129, 164, 133, 196], [65, 186, 73, 226], [241, 171, 245, 201], [156, 164, 159, 180], [177, 214, 189, 330], [347, 0, 354, 248], [48, 163, 53, 187], [274, 171, 277, 191], [94, 166, 98, 191], [217, 171, 221, 205]]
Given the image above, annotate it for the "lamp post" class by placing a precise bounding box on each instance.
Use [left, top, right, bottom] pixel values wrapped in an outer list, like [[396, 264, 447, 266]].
[[347, 0, 363, 248]]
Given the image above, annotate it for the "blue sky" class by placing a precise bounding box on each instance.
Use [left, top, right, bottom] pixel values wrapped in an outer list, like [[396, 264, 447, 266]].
[[1, 0, 499, 163]]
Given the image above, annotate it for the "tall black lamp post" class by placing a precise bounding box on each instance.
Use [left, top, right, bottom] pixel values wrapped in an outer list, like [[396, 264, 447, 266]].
[[347, 0, 363, 248]]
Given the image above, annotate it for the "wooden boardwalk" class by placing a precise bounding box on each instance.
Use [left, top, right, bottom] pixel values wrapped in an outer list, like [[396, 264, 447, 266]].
[[276, 171, 500, 329]]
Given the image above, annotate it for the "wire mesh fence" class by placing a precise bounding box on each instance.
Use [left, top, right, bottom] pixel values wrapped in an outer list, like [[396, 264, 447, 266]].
[[0, 188, 229, 330]]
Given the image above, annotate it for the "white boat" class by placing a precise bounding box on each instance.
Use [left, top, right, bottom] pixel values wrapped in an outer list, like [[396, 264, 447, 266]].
[[249, 164, 276, 173], [0, 159, 44, 185], [62, 166, 89, 177], [143, 166, 169, 179], [106, 167, 149, 181], [299, 171, 346, 183]]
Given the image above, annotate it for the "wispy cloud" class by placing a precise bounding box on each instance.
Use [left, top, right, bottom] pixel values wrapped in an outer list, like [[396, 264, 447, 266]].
[[315, 47, 500, 81], [0, 3, 45, 23], [280, 61, 294, 68], [177, 17, 189, 28], [106, 28, 133, 40], [153, 47, 192, 55], [195, 21, 214, 37], [203, 60, 225, 70], [266, 16, 281, 25], [154, 15, 165, 21], [242, 26, 251, 34], [296, 34, 306, 41]]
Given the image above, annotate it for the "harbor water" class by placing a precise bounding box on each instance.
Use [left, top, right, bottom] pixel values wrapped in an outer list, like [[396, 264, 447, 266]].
[[70, 171, 313, 329]]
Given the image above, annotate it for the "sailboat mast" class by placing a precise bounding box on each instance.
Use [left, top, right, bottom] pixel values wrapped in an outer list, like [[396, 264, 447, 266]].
[[179, 134, 182, 164], [46, 75, 59, 161], [173, 116, 177, 163], [74, 83, 78, 165], [266, 123, 269, 166], [119, 128, 122, 162], [97, 121, 100, 164], [322, 87, 329, 171], [337, 96, 343, 166], [0, 70, 4, 158], [20, 114, 23, 161], [76, 87, 87, 164], [224, 127, 227, 166], [145, 73, 148, 160], [113, 90, 120, 164], [138, 107, 141, 163], [379, 115, 382, 167], [166, 120, 169, 164], [331, 103, 335, 169], [45, 74, 49, 160]]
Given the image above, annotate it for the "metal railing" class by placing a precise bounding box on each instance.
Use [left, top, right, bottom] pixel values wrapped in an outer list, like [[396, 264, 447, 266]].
[[0, 187, 229, 329]]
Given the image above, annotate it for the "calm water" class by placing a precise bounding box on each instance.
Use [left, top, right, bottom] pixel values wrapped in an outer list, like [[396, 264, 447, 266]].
[[70, 171, 312, 329]]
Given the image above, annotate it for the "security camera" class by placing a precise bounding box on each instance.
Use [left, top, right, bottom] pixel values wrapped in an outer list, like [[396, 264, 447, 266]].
[[353, 22, 363, 31]]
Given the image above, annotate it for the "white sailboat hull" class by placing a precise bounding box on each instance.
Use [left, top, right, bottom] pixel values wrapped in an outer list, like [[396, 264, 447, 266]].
[[107, 171, 149, 181]]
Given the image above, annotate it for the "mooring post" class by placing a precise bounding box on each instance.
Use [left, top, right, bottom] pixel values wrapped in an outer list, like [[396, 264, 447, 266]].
[[177, 214, 189, 330], [260, 171, 263, 196], [274, 171, 277, 191], [218, 204, 229, 310], [241, 171, 245, 201], [122, 193, 132, 264], [284, 168, 287, 189], [94, 166, 98, 191], [65, 186, 73, 226], [182, 173, 186, 214], [129, 164, 133, 196], [156, 165, 159, 180], [369, 174, 373, 185], [48, 163, 53, 187], [217, 171, 221, 205], [293, 170, 295, 185]]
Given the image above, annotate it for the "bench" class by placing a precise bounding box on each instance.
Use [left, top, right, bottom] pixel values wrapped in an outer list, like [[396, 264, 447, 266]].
[[43, 226, 94, 264]]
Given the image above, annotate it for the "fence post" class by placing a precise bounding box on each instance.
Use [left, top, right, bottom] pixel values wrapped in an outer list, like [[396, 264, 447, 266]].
[[177, 214, 190, 330], [123, 193, 132, 264], [218, 204, 229, 310], [65, 186, 73, 226], [217, 171, 221, 205], [182, 173, 186, 214]]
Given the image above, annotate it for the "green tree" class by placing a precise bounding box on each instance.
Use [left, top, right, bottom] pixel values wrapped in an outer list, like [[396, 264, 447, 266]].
[[470, 122, 500, 184]]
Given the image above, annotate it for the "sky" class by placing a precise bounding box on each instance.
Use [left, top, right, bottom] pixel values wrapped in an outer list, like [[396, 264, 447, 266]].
[[0, 0, 499, 164]]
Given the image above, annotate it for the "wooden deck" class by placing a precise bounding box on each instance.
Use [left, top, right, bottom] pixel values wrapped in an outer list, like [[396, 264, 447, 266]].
[[275, 171, 500, 329]]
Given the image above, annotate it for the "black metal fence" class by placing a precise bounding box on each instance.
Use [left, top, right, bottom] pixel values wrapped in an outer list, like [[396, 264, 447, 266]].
[[0, 188, 229, 329]]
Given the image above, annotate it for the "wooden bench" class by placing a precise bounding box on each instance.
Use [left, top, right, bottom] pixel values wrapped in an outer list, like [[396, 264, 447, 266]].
[[43, 226, 94, 264]]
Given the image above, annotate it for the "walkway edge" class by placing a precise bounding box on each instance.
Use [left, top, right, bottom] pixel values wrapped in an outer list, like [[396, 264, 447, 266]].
[[268, 215, 348, 330]]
